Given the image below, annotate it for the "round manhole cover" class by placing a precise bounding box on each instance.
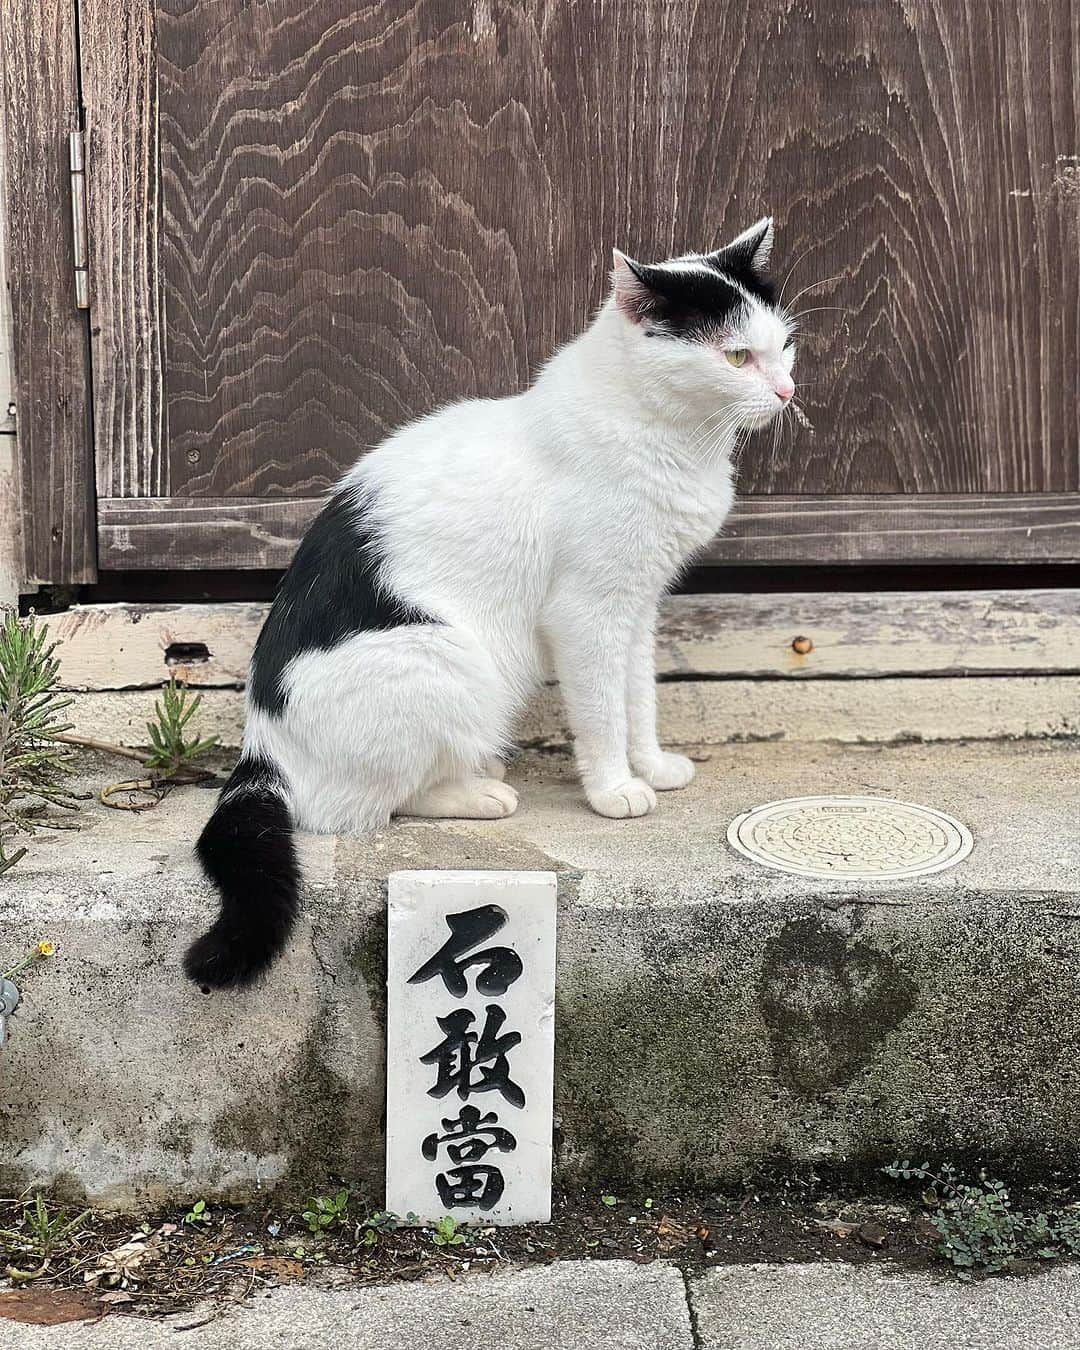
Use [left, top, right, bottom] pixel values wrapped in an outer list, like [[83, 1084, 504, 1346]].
[[727, 795, 973, 880]]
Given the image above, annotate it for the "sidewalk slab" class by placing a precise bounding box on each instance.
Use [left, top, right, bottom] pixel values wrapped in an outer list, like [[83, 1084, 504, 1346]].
[[8, 1260, 694, 1350], [690, 1262, 1080, 1349]]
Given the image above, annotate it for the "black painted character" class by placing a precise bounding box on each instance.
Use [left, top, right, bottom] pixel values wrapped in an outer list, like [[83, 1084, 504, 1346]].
[[435, 1165, 506, 1210], [409, 905, 522, 998], [420, 1004, 526, 1108], [422, 1104, 518, 1164]]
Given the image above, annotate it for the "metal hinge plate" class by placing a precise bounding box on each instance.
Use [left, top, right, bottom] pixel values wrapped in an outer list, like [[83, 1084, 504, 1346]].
[[69, 130, 89, 310]]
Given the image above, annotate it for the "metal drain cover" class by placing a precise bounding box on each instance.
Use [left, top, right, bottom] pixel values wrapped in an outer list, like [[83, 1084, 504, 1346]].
[[727, 795, 973, 880]]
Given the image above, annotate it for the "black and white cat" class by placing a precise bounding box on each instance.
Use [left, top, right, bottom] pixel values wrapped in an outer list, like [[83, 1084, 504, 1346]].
[[187, 218, 797, 988]]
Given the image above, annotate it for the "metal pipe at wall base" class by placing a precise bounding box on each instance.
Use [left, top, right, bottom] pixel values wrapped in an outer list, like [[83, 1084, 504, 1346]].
[[0, 435, 23, 606]]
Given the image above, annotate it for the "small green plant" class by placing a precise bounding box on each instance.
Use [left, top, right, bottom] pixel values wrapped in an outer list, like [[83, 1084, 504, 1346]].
[[144, 677, 219, 779], [0, 1194, 90, 1264], [0, 611, 79, 874], [357, 1210, 400, 1247], [183, 1199, 211, 1226], [886, 1160, 1080, 1276], [600, 1193, 618, 1207], [430, 1215, 467, 1247], [302, 1189, 350, 1236]]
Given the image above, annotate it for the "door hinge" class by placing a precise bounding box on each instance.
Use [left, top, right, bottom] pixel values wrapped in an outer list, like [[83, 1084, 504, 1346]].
[[69, 131, 89, 310]]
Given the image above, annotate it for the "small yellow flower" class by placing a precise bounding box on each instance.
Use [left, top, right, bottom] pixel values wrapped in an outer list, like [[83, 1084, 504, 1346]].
[[36, 940, 55, 957]]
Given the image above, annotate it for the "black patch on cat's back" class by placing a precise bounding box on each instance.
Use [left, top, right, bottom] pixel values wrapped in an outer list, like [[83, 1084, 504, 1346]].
[[249, 487, 431, 716]]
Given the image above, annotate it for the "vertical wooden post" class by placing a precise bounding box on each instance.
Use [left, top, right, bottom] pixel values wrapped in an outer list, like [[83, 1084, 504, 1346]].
[[0, 110, 22, 606]]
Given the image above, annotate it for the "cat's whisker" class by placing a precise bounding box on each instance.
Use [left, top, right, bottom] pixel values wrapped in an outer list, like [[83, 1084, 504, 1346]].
[[778, 242, 820, 304], [786, 271, 846, 308], [789, 305, 851, 321]]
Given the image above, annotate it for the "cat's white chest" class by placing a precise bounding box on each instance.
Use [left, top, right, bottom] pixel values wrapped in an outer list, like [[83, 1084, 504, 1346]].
[[661, 467, 735, 561]]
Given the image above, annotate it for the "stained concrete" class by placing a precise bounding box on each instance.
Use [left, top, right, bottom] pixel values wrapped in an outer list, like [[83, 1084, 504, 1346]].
[[2, 739, 1079, 1206]]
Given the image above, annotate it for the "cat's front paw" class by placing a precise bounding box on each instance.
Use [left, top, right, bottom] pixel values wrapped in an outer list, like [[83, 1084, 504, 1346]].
[[631, 750, 696, 791], [587, 778, 658, 819]]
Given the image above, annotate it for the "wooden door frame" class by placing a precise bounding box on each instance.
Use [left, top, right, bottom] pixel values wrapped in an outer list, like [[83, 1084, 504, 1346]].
[[0, 0, 96, 588]]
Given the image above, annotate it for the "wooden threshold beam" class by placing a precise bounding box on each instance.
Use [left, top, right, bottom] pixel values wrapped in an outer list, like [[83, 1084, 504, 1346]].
[[47, 589, 1080, 692], [97, 494, 1080, 571]]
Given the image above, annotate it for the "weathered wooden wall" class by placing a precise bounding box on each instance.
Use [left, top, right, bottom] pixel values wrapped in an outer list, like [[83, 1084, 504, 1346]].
[[0, 108, 22, 605], [82, 0, 1080, 525], [0, 0, 94, 585], [78, 4, 165, 502]]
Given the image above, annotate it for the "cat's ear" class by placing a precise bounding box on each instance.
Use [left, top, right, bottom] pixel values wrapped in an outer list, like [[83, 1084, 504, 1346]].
[[708, 217, 774, 280], [611, 249, 659, 324]]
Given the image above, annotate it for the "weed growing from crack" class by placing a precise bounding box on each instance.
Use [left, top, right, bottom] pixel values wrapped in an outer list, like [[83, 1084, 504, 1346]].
[[886, 1160, 1080, 1276], [0, 611, 81, 874]]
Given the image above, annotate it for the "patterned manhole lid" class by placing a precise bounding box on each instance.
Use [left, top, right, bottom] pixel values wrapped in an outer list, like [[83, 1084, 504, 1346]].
[[727, 796, 973, 880]]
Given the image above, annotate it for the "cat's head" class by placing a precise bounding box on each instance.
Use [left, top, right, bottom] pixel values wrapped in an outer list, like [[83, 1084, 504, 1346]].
[[611, 219, 795, 430]]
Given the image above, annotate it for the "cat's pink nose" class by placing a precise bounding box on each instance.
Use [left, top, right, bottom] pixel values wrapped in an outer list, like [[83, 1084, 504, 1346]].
[[774, 377, 795, 402]]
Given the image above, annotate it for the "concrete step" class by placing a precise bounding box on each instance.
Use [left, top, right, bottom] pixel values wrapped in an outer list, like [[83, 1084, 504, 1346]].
[[2, 738, 1078, 1209], [11, 1259, 1080, 1350]]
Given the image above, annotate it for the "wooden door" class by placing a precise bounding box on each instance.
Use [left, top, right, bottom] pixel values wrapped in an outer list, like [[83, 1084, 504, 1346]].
[[78, 0, 1080, 574]]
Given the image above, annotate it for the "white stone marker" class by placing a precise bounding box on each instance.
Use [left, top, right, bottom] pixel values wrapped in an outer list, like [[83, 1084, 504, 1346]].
[[386, 870, 557, 1226]]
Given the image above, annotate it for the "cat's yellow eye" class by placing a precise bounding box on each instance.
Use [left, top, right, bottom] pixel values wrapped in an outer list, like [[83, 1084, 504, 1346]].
[[725, 348, 748, 368]]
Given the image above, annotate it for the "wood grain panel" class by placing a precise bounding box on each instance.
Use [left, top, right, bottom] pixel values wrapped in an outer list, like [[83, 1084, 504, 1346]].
[[141, 0, 1079, 508], [155, 0, 696, 499], [97, 493, 1080, 570], [51, 590, 1080, 691], [79, 1, 167, 499], [687, 0, 1080, 496], [0, 1, 94, 584]]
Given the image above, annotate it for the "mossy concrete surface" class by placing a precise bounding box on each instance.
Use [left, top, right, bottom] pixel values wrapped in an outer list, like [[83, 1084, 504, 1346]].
[[1, 739, 1078, 1209]]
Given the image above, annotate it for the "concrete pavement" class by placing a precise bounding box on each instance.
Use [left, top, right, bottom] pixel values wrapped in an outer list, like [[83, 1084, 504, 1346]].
[[8, 1259, 1080, 1349]]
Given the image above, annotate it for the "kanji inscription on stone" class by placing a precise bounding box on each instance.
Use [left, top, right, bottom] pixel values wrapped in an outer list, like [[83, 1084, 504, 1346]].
[[386, 870, 557, 1226]]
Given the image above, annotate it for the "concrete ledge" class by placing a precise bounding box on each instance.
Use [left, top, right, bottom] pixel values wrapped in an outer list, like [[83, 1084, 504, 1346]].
[[2, 738, 1079, 1208], [63, 673, 1080, 751]]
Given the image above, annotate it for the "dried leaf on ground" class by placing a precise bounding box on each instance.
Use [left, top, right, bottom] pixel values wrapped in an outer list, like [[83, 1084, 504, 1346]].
[[813, 1217, 858, 1239], [655, 1216, 693, 1245], [857, 1222, 889, 1249], [0, 1287, 100, 1325], [234, 1257, 306, 1283], [85, 1228, 167, 1289]]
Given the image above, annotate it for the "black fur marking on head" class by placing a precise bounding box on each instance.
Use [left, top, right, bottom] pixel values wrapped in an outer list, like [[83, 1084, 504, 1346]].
[[704, 226, 777, 306], [625, 259, 752, 341], [249, 487, 431, 716], [704, 252, 776, 306]]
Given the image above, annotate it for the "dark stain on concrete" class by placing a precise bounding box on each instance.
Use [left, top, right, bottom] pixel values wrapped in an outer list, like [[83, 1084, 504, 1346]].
[[210, 1001, 383, 1204], [759, 917, 917, 1095]]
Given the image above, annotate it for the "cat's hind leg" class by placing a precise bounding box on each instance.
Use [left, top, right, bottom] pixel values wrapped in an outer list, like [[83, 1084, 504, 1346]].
[[399, 775, 518, 820], [274, 624, 519, 833]]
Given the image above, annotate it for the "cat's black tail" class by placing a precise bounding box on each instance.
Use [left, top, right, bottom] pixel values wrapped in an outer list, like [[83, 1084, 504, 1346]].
[[185, 754, 300, 989]]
